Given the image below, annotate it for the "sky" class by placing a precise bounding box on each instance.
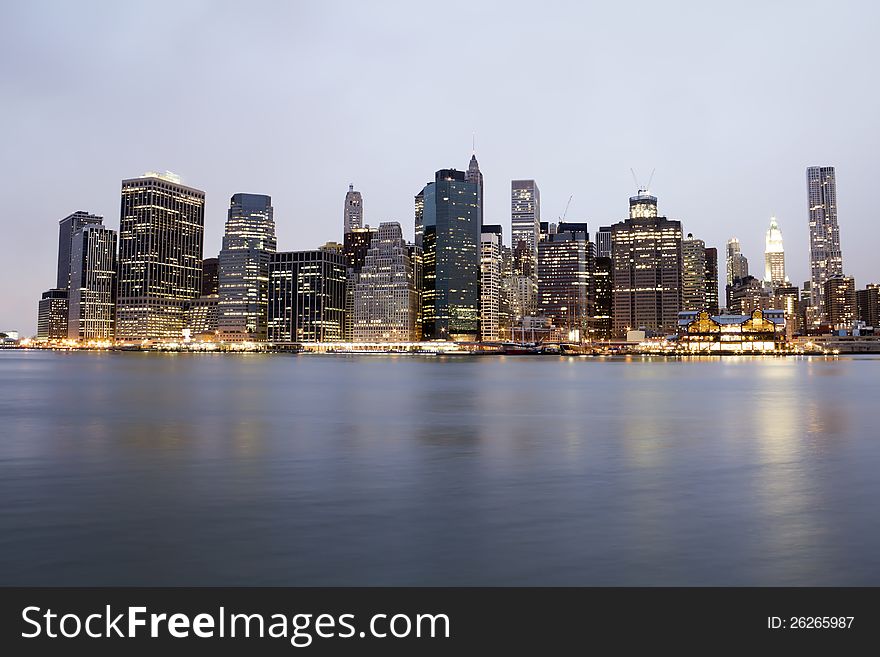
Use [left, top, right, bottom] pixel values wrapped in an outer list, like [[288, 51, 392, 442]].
[[2, 0, 879, 334]]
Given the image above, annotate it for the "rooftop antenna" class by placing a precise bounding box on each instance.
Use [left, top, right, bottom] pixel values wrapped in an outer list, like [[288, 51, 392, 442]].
[[472, 133, 475, 155]]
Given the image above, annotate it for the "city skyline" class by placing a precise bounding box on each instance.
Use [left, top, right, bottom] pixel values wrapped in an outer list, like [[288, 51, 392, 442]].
[[3, 1, 880, 334]]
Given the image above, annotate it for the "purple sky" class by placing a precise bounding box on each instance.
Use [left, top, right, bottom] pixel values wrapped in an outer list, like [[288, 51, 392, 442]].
[[2, 0, 878, 334]]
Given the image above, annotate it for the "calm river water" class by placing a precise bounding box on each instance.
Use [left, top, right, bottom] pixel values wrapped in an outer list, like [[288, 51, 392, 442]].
[[1, 350, 879, 585]]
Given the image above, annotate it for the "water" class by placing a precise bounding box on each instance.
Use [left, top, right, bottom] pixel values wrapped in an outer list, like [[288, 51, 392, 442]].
[[1, 350, 879, 586]]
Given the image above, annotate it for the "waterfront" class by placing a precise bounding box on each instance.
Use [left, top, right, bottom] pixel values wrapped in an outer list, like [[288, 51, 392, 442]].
[[1, 350, 879, 586]]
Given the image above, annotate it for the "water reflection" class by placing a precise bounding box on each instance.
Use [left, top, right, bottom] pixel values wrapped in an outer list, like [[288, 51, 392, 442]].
[[1, 351, 878, 585]]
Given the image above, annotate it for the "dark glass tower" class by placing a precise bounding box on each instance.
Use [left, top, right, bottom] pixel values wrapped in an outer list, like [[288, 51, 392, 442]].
[[57, 211, 103, 290], [67, 225, 117, 340], [420, 169, 481, 340], [217, 193, 276, 342]]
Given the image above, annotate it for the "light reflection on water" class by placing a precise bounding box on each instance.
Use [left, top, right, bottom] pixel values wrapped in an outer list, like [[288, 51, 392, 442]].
[[1, 351, 879, 585]]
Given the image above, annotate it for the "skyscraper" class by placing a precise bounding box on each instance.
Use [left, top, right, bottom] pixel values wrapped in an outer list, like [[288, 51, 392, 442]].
[[466, 153, 484, 227], [537, 222, 593, 337], [704, 247, 719, 315], [116, 172, 205, 341], [67, 224, 117, 340], [511, 180, 540, 273], [480, 225, 503, 341], [352, 222, 421, 342], [764, 216, 786, 287], [36, 289, 68, 340], [807, 166, 844, 324], [611, 192, 683, 335], [726, 237, 749, 286], [268, 249, 347, 343], [592, 256, 613, 340], [595, 226, 612, 259], [217, 193, 276, 342], [419, 169, 481, 340], [856, 285, 879, 328], [824, 276, 856, 331], [343, 184, 363, 234], [201, 258, 219, 296], [681, 233, 707, 312], [57, 211, 103, 290]]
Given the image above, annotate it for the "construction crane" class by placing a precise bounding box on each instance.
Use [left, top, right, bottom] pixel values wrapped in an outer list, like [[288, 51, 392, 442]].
[[560, 195, 573, 223]]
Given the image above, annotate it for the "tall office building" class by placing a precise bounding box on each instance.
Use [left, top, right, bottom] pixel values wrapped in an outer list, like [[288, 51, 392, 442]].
[[592, 256, 613, 340], [764, 216, 786, 287], [807, 166, 844, 324], [704, 247, 719, 315], [342, 226, 376, 340], [480, 225, 503, 341], [824, 276, 856, 331], [466, 153, 484, 227], [681, 233, 707, 312], [726, 237, 749, 286], [343, 184, 363, 234], [511, 180, 540, 272], [67, 225, 117, 340], [268, 249, 347, 343], [116, 172, 205, 341], [856, 285, 879, 328], [36, 289, 68, 340], [537, 222, 593, 337], [201, 258, 219, 296], [352, 222, 421, 342], [610, 192, 682, 335], [728, 275, 770, 315], [57, 211, 104, 290], [595, 226, 612, 259], [414, 189, 425, 248], [217, 193, 276, 342], [419, 169, 481, 340]]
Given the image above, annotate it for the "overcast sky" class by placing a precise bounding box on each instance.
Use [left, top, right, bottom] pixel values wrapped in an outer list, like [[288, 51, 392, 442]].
[[2, 0, 878, 334]]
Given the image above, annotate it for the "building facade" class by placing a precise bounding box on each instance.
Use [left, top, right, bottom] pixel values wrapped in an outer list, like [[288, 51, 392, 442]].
[[37, 289, 68, 340], [537, 223, 593, 338], [595, 226, 612, 259], [480, 225, 503, 341], [592, 256, 613, 340], [704, 246, 719, 315], [611, 193, 683, 335], [67, 225, 117, 340], [351, 222, 421, 342], [419, 169, 481, 340], [824, 276, 856, 331], [682, 233, 707, 312], [807, 166, 844, 324], [856, 285, 879, 328], [184, 295, 219, 340], [57, 211, 104, 290], [268, 249, 347, 343], [217, 193, 276, 342], [201, 258, 219, 296], [116, 172, 205, 341], [510, 180, 550, 308]]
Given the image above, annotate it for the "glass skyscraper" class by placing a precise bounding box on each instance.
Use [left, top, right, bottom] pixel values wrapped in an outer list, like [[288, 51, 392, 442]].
[[217, 193, 276, 342], [67, 224, 117, 340], [267, 249, 347, 343], [116, 172, 205, 341], [420, 169, 481, 340]]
